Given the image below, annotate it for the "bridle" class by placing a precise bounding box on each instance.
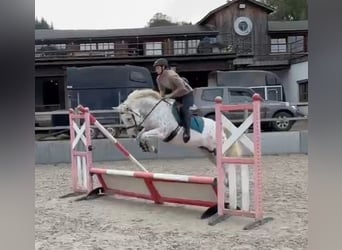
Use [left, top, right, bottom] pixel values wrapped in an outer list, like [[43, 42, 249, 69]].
[[121, 98, 170, 131], [122, 108, 142, 131]]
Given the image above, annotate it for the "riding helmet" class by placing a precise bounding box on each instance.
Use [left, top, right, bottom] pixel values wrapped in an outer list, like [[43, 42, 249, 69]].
[[153, 58, 168, 68]]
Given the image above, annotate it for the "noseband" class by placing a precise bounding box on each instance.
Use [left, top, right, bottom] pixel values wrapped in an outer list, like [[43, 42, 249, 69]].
[[119, 107, 141, 131]]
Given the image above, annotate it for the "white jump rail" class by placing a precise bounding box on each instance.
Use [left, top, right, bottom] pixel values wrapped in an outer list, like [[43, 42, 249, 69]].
[[210, 93, 273, 229]]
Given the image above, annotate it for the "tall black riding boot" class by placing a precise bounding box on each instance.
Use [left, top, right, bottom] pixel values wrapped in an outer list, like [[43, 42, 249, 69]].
[[177, 92, 194, 144], [183, 130, 190, 143], [182, 111, 191, 143]]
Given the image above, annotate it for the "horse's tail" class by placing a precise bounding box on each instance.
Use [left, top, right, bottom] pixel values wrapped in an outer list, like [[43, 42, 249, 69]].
[[222, 126, 243, 157]]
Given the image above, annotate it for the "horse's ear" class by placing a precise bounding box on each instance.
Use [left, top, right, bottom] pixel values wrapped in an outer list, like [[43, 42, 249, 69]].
[[117, 103, 128, 113]]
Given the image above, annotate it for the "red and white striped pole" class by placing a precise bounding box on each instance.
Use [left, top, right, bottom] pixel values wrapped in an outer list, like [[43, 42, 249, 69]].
[[76, 105, 149, 173]]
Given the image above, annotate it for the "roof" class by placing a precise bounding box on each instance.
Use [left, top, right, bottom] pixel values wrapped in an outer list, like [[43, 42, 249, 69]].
[[268, 20, 308, 32], [197, 0, 274, 25], [35, 25, 218, 41]]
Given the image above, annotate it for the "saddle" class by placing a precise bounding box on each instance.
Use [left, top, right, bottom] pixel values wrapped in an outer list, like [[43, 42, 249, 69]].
[[170, 102, 204, 134]]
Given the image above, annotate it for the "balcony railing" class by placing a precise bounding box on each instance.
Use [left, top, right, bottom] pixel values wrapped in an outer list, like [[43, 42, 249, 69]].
[[35, 39, 307, 60]]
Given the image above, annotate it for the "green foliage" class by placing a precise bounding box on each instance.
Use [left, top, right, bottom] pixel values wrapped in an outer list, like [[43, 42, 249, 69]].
[[147, 12, 192, 27], [265, 0, 308, 21], [35, 17, 54, 29]]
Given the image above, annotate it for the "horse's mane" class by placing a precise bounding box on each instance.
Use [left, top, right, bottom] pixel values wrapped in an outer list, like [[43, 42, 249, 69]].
[[126, 89, 161, 102]]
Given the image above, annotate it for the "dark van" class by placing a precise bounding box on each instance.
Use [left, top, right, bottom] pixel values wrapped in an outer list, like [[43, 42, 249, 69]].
[[65, 65, 154, 109], [207, 70, 286, 101], [51, 65, 154, 137]]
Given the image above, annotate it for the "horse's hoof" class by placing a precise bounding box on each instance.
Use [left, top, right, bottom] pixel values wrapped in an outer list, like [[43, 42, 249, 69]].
[[224, 179, 229, 188]]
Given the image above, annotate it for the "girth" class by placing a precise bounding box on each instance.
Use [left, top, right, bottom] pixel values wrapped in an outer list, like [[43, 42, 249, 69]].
[[162, 126, 181, 142]]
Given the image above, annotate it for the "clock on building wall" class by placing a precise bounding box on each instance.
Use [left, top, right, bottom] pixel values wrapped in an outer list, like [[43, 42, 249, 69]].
[[234, 16, 253, 36]]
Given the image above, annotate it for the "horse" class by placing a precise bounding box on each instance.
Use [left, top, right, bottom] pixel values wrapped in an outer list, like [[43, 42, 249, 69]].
[[117, 89, 243, 166]]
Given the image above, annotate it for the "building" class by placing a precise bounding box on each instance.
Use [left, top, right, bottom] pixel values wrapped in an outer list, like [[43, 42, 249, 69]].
[[35, 0, 308, 112]]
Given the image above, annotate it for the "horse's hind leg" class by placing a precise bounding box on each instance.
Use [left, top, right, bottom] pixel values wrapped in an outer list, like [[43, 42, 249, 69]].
[[199, 147, 229, 188], [199, 147, 216, 166]]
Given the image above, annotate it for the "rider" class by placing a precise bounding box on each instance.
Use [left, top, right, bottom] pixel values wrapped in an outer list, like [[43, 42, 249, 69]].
[[153, 58, 194, 143]]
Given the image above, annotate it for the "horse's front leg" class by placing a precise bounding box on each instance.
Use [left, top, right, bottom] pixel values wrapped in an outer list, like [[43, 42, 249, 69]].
[[139, 128, 166, 153], [135, 128, 150, 152], [136, 127, 146, 142]]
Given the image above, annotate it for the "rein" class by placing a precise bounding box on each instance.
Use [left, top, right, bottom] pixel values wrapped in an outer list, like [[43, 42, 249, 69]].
[[124, 98, 170, 130]]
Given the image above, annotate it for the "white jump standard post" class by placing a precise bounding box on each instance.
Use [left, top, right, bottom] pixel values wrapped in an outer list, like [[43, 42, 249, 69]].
[[210, 94, 273, 229], [67, 105, 149, 196]]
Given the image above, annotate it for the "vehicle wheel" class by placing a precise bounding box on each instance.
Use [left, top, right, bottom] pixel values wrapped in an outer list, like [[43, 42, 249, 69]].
[[271, 111, 294, 131], [90, 128, 99, 139], [205, 114, 216, 121]]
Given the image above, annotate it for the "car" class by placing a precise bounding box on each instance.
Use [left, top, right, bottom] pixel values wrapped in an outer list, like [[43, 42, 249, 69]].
[[192, 86, 305, 132], [208, 70, 286, 101]]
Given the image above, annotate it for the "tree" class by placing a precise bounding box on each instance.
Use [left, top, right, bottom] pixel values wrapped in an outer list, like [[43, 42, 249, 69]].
[[35, 17, 54, 29], [264, 0, 308, 21], [147, 12, 191, 27], [147, 12, 177, 27]]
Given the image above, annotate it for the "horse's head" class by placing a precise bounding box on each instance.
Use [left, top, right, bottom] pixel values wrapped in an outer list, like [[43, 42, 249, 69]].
[[117, 102, 144, 138], [118, 89, 165, 137]]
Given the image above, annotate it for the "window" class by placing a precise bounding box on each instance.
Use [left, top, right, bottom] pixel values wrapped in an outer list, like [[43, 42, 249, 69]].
[[298, 79, 308, 102], [271, 38, 287, 53], [145, 42, 162, 55], [229, 89, 253, 103], [80, 43, 97, 51], [266, 86, 283, 101], [174, 40, 186, 55], [50, 44, 66, 50], [98, 42, 114, 50], [188, 40, 200, 54], [35, 44, 44, 52], [288, 36, 304, 53], [35, 44, 66, 51], [130, 71, 147, 83], [209, 37, 217, 44], [201, 89, 223, 102], [251, 87, 266, 100]]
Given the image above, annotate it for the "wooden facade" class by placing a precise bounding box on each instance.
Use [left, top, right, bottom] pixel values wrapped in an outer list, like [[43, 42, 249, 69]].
[[35, 0, 308, 112], [197, 0, 273, 56]]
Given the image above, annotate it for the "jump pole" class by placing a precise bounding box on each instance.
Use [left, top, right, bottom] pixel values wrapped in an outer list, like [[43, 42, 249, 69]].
[[76, 105, 148, 173]]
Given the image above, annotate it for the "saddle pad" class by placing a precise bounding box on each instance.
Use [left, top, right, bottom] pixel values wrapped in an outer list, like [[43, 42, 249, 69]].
[[190, 116, 205, 133], [171, 102, 204, 133]]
